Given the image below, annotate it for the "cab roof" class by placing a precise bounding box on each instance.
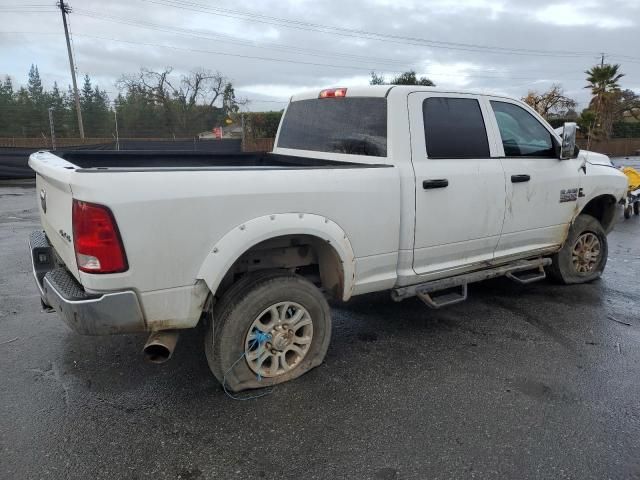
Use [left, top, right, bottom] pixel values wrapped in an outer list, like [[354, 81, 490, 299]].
[[289, 85, 511, 102]]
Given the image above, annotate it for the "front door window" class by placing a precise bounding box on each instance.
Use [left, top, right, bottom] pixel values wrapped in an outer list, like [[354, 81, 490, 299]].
[[490, 101, 555, 157]]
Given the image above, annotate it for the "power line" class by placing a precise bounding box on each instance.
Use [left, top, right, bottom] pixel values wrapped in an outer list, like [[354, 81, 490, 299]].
[[71, 9, 412, 68], [3, 30, 591, 83], [3, 1, 640, 64], [69, 5, 640, 71], [56, 32, 416, 73], [0, 31, 592, 83], [0, 9, 57, 13], [140, 0, 609, 59]]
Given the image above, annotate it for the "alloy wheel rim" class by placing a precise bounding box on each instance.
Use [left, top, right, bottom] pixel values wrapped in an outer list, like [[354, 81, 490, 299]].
[[571, 232, 601, 274], [245, 301, 313, 378]]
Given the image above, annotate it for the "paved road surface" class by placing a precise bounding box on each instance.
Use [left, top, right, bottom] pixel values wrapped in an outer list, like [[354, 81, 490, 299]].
[[1, 181, 639, 479]]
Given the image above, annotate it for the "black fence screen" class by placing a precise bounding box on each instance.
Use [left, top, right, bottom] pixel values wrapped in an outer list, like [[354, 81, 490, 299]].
[[0, 139, 242, 179]]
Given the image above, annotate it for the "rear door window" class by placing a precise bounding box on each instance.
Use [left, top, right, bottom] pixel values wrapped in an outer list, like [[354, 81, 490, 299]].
[[277, 97, 387, 157], [490, 101, 555, 157], [423, 97, 490, 158]]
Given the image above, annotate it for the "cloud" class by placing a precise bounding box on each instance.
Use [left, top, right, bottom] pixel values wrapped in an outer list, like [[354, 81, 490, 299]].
[[0, 0, 637, 111], [534, 3, 634, 29]]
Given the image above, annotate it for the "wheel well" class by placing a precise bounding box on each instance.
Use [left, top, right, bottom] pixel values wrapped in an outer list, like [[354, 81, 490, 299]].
[[217, 234, 344, 301], [580, 194, 618, 233]]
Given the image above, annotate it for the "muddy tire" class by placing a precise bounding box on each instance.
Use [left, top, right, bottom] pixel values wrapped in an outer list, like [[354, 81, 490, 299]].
[[547, 214, 608, 284], [205, 270, 331, 392]]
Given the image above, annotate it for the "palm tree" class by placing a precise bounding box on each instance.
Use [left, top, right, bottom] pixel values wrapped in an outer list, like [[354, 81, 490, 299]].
[[584, 64, 625, 145], [585, 64, 624, 97]]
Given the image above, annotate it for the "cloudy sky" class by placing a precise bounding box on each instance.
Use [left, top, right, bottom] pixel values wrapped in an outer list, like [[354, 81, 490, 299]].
[[1, 0, 638, 111]]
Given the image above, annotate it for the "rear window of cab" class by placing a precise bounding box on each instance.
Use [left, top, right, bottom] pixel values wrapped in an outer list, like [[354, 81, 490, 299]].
[[277, 97, 387, 157]]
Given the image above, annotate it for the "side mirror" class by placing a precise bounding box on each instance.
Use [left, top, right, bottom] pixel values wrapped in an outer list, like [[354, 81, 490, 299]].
[[560, 122, 577, 159]]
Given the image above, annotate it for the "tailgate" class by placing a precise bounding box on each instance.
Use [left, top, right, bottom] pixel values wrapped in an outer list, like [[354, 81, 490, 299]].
[[29, 152, 80, 281]]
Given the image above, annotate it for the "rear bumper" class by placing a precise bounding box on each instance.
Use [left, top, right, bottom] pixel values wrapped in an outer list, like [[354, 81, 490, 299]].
[[29, 230, 146, 335]]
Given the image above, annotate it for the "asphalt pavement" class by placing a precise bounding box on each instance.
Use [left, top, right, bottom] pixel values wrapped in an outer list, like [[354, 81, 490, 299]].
[[1, 180, 639, 480]]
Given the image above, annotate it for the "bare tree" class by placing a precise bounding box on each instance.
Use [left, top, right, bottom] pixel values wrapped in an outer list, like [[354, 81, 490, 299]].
[[617, 89, 640, 122], [522, 84, 577, 119], [117, 67, 245, 135]]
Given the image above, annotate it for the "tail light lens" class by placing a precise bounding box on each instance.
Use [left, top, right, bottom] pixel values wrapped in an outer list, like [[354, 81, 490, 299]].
[[72, 199, 128, 274]]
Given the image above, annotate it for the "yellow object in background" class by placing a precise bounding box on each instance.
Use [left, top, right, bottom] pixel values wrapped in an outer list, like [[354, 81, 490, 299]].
[[622, 167, 640, 191]]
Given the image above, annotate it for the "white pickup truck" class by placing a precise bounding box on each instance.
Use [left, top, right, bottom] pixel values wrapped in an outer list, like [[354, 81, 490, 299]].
[[29, 85, 627, 391]]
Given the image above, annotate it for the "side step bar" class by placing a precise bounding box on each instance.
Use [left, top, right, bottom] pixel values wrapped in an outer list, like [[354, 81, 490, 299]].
[[417, 284, 468, 309], [505, 265, 547, 284], [391, 257, 551, 308]]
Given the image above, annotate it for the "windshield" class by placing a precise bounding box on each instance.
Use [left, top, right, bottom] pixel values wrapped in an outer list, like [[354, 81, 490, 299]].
[[277, 97, 387, 157]]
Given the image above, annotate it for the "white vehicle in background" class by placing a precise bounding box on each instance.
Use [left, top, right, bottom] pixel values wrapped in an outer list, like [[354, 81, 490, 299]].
[[29, 85, 627, 391]]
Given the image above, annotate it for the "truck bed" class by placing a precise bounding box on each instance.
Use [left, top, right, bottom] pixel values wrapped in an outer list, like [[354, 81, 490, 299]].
[[58, 151, 383, 171], [28, 149, 400, 301]]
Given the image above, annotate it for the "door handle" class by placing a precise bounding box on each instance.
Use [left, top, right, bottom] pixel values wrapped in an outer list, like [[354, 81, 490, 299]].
[[511, 174, 530, 183], [423, 179, 449, 189]]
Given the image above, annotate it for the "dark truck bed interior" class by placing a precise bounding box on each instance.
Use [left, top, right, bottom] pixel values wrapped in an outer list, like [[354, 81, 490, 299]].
[[59, 151, 386, 170]]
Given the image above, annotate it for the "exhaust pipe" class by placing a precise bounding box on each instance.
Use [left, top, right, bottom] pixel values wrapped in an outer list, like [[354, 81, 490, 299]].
[[143, 330, 179, 364]]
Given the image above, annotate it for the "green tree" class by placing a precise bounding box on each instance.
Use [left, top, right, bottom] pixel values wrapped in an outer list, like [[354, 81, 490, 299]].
[[65, 84, 79, 136], [577, 109, 596, 136], [370, 70, 435, 86], [80, 75, 93, 110], [24, 64, 48, 136], [14, 86, 32, 136], [115, 85, 164, 137], [585, 64, 624, 98], [584, 63, 625, 140], [616, 89, 640, 122], [222, 83, 239, 116], [0, 65, 249, 140], [244, 111, 283, 139], [27, 64, 44, 104], [369, 72, 385, 85], [80, 75, 112, 136], [0, 76, 13, 99], [0, 76, 15, 135]]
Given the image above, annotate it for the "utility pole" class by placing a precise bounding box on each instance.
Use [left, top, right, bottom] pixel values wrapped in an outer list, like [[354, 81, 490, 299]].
[[241, 112, 245, 151], [48, 107, 56, 150], [114, 104, 120, 151], [587, 53, 607, 150], [57, 1, 84, 140]]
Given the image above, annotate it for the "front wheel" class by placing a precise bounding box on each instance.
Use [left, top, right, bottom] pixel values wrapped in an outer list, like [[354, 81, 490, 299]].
[[205, 271, 332, 392], [624, 204, 633, 219], [548, 214, 608, 284]]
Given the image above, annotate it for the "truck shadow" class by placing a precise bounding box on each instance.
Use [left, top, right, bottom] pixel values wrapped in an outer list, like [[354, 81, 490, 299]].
[[56, 275, 614, 404]]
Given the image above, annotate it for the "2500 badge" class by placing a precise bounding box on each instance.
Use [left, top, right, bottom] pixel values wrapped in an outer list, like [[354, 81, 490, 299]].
[[560, 187, 585, 203]]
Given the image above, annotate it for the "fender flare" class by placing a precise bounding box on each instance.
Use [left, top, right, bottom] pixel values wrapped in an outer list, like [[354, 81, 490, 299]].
[[196, 213, 356, 301], [573, 192, 620, 234]]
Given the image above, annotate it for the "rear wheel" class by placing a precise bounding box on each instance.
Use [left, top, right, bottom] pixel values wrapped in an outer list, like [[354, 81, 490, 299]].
[[205, 270, 331, 392], [634, 201, 640, 216], [548, 214, 608, 284]]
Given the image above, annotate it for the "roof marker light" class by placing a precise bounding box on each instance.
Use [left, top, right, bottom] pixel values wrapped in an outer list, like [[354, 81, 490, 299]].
[[319, 88, 347, 99]]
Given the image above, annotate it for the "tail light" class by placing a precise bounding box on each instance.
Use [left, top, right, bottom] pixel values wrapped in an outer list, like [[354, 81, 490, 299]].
[[319, 88, 347, 98], [72, 199, 128, 274]]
